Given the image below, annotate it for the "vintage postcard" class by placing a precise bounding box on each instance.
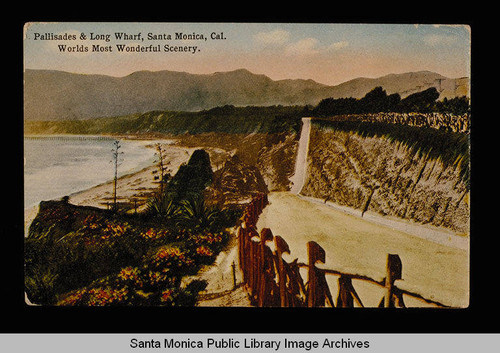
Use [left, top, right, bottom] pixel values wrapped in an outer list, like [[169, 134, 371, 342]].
[[23, 22, 470, 309]]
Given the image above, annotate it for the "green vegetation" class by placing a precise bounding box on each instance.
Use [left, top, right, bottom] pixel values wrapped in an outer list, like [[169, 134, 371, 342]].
[[25, 149, 242, 306], [145, 149, 241, 232], [24, 105, 306, 136], [309, 87, 470, 189], [24, 87, 469, 138], [312, 87, 470, 116], [312, 119, 470, 189]]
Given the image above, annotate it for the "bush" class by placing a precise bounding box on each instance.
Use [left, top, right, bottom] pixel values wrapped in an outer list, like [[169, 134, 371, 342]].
[[313, 87, 469, 116], [26, 147, 234, 306], [56, 243, 209, 306]]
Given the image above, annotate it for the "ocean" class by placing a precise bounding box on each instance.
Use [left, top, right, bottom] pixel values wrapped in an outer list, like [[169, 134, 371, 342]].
[[24, 135, 156, 208]]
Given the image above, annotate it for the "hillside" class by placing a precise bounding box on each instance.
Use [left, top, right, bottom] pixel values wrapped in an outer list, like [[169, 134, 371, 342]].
[[23, 69, 469, 121], [301, 120, 470, 234], [328, 71, 468, 100]]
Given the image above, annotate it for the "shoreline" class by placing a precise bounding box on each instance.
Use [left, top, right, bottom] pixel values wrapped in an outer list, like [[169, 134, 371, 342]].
[[24, 138, 199, 236], [24, 137, 232, 236], [23, 134, 163, 209], [24, 163, 159, 237]]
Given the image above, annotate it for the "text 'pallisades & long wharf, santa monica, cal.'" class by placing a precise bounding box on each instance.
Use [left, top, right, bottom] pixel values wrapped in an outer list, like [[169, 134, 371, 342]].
[[32, 31, 226, 54]]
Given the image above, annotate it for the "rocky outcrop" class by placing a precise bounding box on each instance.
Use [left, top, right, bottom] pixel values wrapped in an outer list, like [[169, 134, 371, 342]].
[[301, 123, 470, 234]]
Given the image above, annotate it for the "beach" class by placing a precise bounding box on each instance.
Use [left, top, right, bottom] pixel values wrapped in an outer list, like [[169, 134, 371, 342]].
[[24, 158, 162, 237], [24, 139, 231, 236]]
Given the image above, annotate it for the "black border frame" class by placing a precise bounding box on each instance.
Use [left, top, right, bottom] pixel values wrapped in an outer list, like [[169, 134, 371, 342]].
[[6, 11, 495, 335]]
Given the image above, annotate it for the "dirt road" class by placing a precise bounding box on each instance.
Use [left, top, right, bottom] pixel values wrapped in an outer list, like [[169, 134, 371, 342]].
[[256, 192, 469, 308]]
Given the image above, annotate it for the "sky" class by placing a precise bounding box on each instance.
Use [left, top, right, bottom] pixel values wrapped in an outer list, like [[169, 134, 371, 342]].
[[23, 22, 471, 86]]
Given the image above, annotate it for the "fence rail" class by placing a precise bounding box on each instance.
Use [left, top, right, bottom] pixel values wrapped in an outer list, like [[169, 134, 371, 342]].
[[237, 193, 450, 308]]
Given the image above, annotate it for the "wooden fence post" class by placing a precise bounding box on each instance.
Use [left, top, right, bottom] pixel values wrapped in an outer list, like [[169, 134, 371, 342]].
[[307, 241, 331, 307], [238, 220, 249, 285], [274, 235, 291, 307], [258, 228, 274, 307], [384, 254, 402, 308], [337, 275, 364, 308], [248, 227, 260, 302], [231, 261, 237, 290], [337, 275, 354, 307]]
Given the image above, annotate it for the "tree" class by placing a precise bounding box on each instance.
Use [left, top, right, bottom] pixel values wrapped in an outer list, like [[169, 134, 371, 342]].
[[111, 140, 123, 212], [359, 86, 388, 113], [313, 97, 358, 116], [153, 143, 170, 195], [399, 87, 440, 113], [434, 96, 470, 115], [358, 87, 401, 113]]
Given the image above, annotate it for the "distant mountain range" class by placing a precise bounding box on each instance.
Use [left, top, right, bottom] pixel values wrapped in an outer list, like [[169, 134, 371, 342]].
[[24, 68, 469, 121]]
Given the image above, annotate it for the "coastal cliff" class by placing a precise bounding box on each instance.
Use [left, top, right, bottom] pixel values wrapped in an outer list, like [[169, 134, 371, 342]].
[[299, 119, 470, 234]]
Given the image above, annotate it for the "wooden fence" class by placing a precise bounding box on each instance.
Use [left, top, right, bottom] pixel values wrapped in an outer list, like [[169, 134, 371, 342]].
[[237, 193, 450, 308]]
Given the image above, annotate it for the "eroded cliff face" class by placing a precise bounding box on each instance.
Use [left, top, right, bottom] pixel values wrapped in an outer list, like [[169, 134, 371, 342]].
[[301, 125, 470, 234], [256, 133, 298, 192]]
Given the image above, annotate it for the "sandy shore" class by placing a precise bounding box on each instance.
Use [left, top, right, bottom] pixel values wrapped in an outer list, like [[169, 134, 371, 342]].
[[24, 141, 231, 236], [24, 163, 165, 237]]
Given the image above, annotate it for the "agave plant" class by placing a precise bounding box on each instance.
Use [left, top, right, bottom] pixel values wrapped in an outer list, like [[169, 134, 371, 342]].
[[178, 194, 221, 230], [145, 193, 180, 220]]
